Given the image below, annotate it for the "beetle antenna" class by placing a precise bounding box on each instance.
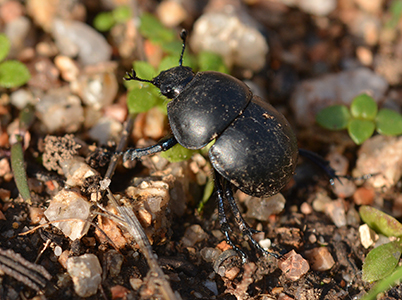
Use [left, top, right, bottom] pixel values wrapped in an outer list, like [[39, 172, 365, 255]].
[[124, 70, 153, 83], [179, 29, 187, 66]]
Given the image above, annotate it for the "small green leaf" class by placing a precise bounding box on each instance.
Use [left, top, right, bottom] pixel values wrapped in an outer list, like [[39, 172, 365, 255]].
[[160, 143, 196, 162], [347, 119, 375, 145], [127, 86, 159, 114], [139, 13, 175, 44], [93, 12, 115, 32], [197, 175, 215, 213], [157, 56, 181, 74], [0, 34, 11, 62], [376, 108, 402, 136], [350, 94, 378, 121], [360, 206, 402, 237], [362, 240, 402, 282], [11, 138, 31, 203], [0, 60, 31, 88], [198, 51, 229, 73], [316, 105, 351, 130], [361, 264, 402, 300], [112, 5, 131, 23]]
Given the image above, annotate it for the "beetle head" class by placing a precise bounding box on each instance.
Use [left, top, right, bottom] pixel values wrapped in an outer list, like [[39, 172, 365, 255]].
[[152, 66, 194, 99]]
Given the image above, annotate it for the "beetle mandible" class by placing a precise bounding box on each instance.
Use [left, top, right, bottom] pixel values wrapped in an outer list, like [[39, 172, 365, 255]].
[[123, 30, 300, 261]]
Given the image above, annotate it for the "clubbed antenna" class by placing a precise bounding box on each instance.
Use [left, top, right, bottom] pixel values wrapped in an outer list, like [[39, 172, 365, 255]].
[[179, 29, 187, 66], [124, 70, 153, 83]]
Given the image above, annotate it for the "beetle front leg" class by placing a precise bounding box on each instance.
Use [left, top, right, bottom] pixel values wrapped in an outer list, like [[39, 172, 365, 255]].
[[123, 135, 178, 162]]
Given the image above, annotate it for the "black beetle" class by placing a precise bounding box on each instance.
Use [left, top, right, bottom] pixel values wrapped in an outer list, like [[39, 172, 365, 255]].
[[123, 30, 330, 261]]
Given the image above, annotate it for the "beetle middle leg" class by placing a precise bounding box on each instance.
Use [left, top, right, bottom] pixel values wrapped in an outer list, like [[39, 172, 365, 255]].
[[123, 135, 178, 162]]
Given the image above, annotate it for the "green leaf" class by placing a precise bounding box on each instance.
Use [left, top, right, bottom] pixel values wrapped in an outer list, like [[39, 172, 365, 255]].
[[362, 264, 402, 300], [376, 108, 402, 136], [127, 86, 160, 114], [315, 105, 351, 130], [0, 34, 11, 62], [159, 143, 196, 162], [359, 206, 402, 237], [362, 240, 402, 282], [347, 119, 375, 145], [112, 5, 131, 23], [198, 51, 229, 73], [157, 56, 181, 74], [11, 138, 31, 204], [197, 175, 215, 214], [0, 60, 31, 88], [139, 13, 175, 44], [93, 12, 115, 32], [350, 94, 378, 121], [124, 61, 156, 90]]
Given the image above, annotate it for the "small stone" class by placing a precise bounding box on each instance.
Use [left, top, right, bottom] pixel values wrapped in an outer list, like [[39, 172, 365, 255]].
[[110, 285, 129, 300], [312, 192, 332, 212], [298, 0, 337, 16], [88, 117, 123, 145], [44, 188, 91, 240], [353, 187, 375, 205], [300, 202, 313, 215], [190, 7, 268, 71], [354, 136, 402, 190], [203, 280, 218, 295], [156, 0, 187, 28], [291, 68, 388, 127], [54, 55, 80, 82], [224, 266, 240, 280], [200, 247, 222, 262], [326, 199, 347, 228], [29, 206, 44, 224], [359, 224, 377, 249], [278, 250, 310, 281], [245, 193, 286, 221], [259, 238, 272, 250], [67, 254, 102, 297], [346, 206, 361, 226], [0, 1, 24, 23], [58, 250, 70, 269], [54, 246, 62, 256], [60, 157, 98, 187], [356, 46, 373, 66], [96, 214, 127, 249], [10, 89, 35, 110], [52, 19, 112, 66], [354, 0, 384, 13], [332, 177, 356, 198], [304, 247, 335, 271], [105, 250, 124, 277], [129, 278, 143, 291], [181, 224, 208, 247], [35, 87, 84, 133]]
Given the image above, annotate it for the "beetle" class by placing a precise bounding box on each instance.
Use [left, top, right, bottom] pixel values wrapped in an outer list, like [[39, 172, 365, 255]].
[[123, 30, 334, 261]]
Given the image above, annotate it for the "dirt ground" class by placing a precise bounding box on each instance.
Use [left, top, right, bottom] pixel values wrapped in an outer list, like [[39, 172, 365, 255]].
[[1, 0, 402, 299]]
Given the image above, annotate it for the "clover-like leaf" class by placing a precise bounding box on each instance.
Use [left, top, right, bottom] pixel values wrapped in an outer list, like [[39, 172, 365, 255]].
[[198, 51, 229, 74], [93, 12, 115, 32], [0, 60, 31, 88], [376, 108, 402, 136], [316, 105, 351, 130], [362, 240, 402, 283], [0, 34, 10, 62], [127, 86, 159, 114], [139, 13, 175, 44], [160, 143, 196, 162], [350, 94, 378, 121], [360, 206, 402, 237], [112, 5, 131, 23], [347, 119, 375, 145]]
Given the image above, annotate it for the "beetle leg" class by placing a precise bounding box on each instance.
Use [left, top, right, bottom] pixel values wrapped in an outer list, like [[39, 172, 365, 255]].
[[214, 171, 248, 263], [224, 185, 280, 259], [123, 135, 178, 162]]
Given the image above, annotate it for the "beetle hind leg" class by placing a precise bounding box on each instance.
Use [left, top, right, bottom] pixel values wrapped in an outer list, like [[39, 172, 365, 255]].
[[223, 182, 280, 259]]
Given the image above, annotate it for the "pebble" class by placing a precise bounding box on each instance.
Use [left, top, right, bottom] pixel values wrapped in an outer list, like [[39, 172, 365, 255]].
[[300, 202, 313, 215], [354, 0, 384, 13], [4, 16, 31, 56], [110, 285, 130, 299], [297, 0, 337, 16], [54, 55, 80, 82], [346, 206, 361, 226], [44, 188, 91, 240], [59, 157, 99, 187], [0, 1, 24, 23], [156, 0, 188, 28], [52, 18, 112, 66], [129, 278, 143, 291], [181, 224, 208, 247], [353, 186, 375, 205], [278, 250, 310, 281], [10, 89, 35, 110], [35, 87, 84, 133], [290, 68, 388, 127], [354, 135, 402, 190], [200, 247, 222, 263], [88, 116, 123, 145], [105, 250, 124, 277], [203, 280, 218, 295], [245, 193, 286, 221], [71, 71, 118, 110], [359, 224, 377, 249], [27, 57, 61, 90], [304, 247, 335, 271], [326, 199, 347, 228], [28, 206, 44, 224], [67, 253, 102, 297], [332, 177, 356, 199], [312, 191, 332, 212], [190, 8, 268, 71]]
